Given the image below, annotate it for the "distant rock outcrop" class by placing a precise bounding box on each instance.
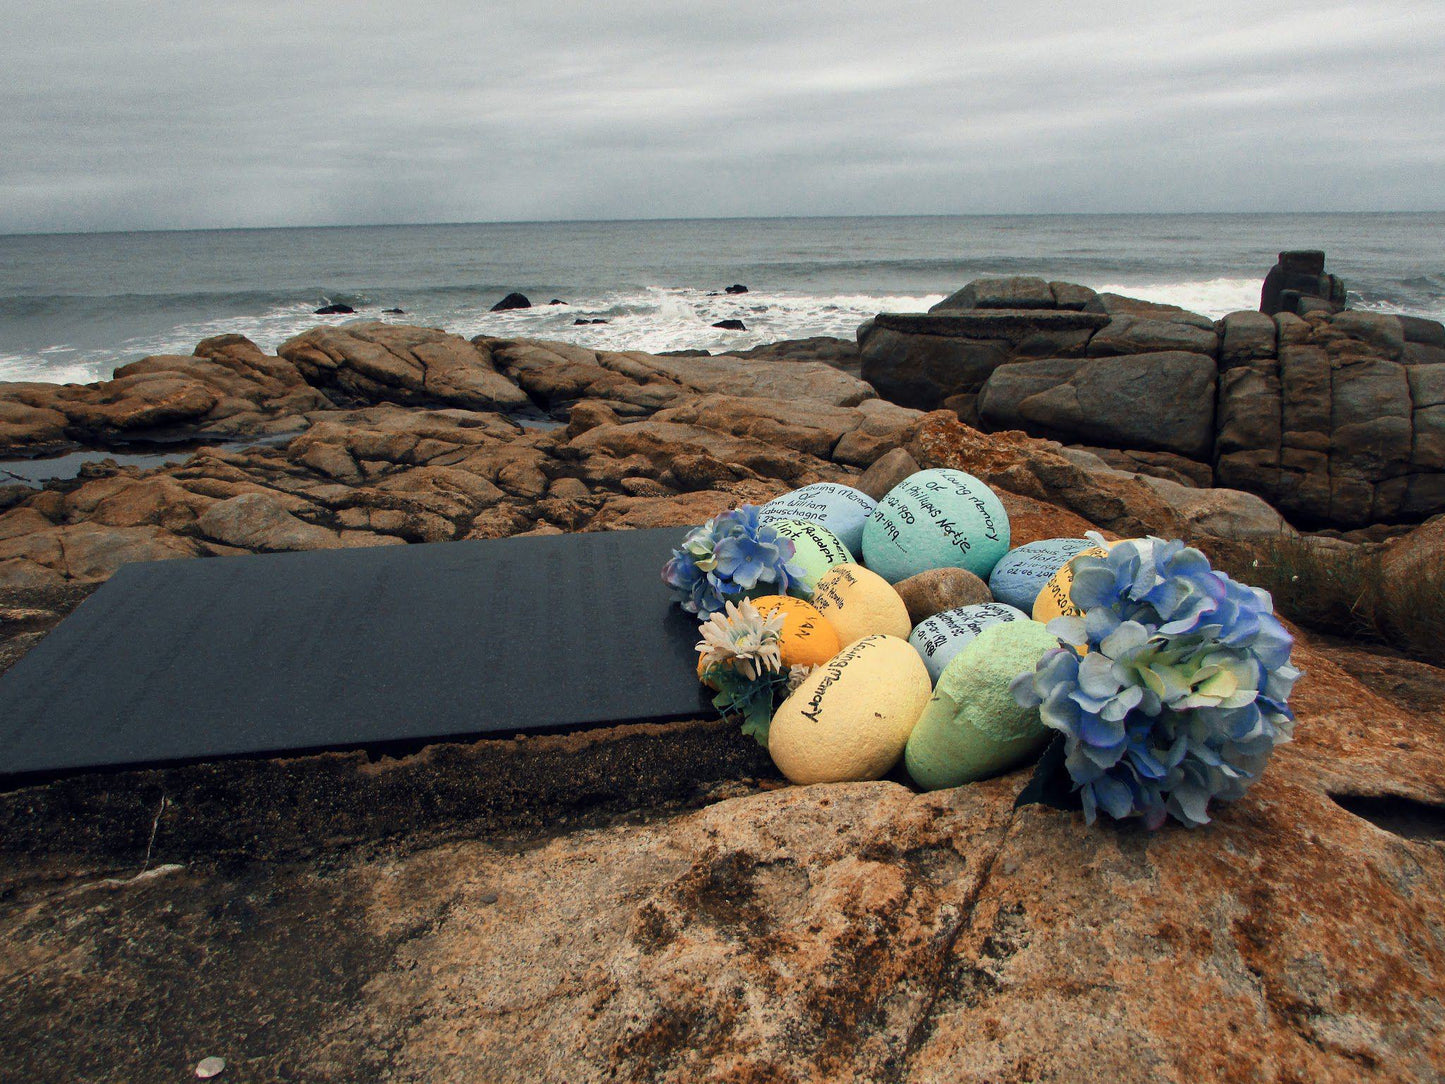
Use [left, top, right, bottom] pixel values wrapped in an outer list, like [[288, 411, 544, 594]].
[[860, 275, 1445, 528], [1260, 250, 1347, 317]]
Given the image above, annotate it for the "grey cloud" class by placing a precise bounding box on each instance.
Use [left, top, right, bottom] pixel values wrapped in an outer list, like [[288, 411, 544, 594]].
[[1, 0, 1442, 231]]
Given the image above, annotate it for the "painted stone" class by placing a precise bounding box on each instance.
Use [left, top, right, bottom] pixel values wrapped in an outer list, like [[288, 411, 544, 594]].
[[861, 468, 1010, 583], [752, 596, 842, 669], [988, 537, 1097, 612], [1031, 545, 1109, 625], [760, 483, 877, 554], [771, 520, 853, 591], [810, 562, 912, 644], [905, 620, 1061, 791], [908, 602, 1030, 684], [769, 634, 932, 784]]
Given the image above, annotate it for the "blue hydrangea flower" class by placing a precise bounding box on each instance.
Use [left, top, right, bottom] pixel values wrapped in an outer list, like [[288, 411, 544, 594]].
[[1012, 534, 1301, 829], [662, 505, 811, 616]]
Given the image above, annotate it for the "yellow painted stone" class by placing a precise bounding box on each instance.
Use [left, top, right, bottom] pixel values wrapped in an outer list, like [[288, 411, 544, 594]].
[[810, 562, 912, 644], [769, 634, 932, 784], [1030, 546, 1108, 625], [695, 595, 841, 684]]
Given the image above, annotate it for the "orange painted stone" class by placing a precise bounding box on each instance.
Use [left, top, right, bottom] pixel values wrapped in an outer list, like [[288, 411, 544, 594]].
[[697, 595, 842, 685]]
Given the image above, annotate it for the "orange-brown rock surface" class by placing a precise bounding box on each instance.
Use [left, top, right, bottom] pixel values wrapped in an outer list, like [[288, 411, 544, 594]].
[[1, 632, 1442, 1083], [0, 322, 1442, 1083]]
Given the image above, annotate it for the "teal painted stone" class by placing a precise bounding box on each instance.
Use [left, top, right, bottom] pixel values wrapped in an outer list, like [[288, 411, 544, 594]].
[[760, 483, 876, 554], [988, 537, 1095, 612], [861, 468, 1010, 583], [904, 620, 1061, 791], [772, 520, 853, 591], [908, 602, 1028, 684]]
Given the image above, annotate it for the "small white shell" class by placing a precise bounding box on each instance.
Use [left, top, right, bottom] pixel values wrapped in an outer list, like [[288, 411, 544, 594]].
[[196, 1056, 227, 1079]]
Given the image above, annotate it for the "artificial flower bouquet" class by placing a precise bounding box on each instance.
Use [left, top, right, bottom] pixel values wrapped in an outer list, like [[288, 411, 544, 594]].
[[661, 475, 1301, 831]]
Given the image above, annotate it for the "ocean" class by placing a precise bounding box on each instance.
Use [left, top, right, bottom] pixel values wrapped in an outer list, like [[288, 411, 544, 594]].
[[1, 213, 1441, 386]]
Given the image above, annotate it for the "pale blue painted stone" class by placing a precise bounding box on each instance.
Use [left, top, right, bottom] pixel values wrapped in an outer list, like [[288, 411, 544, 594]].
[[860, 468, 1010, 583], [760, 483, 877, 554], [905, 620, 1060, 791], [908, 602, 1029, 684], [987, 537, 1096, 612]]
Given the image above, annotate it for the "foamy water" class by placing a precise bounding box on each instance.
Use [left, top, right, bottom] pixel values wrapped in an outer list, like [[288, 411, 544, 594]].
[[3, 214, 1441, 385]]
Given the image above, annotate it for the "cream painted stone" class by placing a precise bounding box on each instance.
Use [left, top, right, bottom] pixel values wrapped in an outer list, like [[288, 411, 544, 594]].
[[810, 562, 912, 643], [769, 634, 932, 784]]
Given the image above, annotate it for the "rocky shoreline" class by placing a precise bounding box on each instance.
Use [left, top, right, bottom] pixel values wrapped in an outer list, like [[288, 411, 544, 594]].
[[1, 281, 1443, 1083]]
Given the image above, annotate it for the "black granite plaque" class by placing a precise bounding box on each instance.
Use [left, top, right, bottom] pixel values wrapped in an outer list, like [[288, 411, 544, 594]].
[[0, 528, 713, 779]]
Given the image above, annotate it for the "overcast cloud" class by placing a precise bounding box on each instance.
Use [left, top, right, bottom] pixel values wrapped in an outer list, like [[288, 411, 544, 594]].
[[3, 0, 1443, 232]]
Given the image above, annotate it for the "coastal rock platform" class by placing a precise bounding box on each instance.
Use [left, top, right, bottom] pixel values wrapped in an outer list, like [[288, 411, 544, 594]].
[[0, 320, 1442, 1082]]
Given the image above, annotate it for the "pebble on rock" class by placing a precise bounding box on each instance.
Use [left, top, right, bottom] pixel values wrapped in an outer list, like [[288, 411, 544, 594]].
[[894, 566, 993, 625], [769, 634, 931, 784], [810, 562, 912, 643], [861, 468, 1010, 583], [905, 620, 1061, 791], [760, 482, 877, 553], [908, 602, 1029, 684], [195, 1056, 227, 1079], [770, 520, 853, 590], [855, 447, 920, 502]]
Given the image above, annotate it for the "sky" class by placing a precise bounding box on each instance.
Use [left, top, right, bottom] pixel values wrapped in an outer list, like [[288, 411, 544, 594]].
[[3, 0, 1444, 233]]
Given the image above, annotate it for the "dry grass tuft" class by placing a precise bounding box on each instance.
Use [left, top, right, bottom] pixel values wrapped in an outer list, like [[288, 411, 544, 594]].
[[1218, 534, 1445, 666]]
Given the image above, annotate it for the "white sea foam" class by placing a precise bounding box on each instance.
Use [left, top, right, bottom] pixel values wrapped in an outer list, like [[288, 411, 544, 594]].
[[5, 277, 1440, 388], [1090, 277, 1262, 320], [0, 288, 947, 383]]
